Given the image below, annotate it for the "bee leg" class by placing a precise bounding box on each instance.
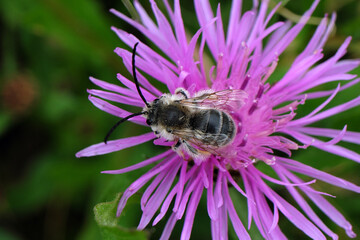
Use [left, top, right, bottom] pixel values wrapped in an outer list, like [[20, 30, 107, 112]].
[[173, 139, 182, 150], [173, 139, 210, 160], [154, 131, 160, 139], [182, 140, 199, 156], [183, 140, 211, 159], [172, 139, 195, 157], [172, 139, 187, 159], [175, 88, 189, 99]]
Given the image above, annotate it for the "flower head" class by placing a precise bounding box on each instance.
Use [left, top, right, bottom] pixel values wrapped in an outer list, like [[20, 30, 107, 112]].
[[77, 0, 360, 239]]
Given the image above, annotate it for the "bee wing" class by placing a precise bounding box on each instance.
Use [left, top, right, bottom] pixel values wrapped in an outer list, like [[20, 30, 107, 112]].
[[179, 89, 248, 111], [186, 137, 224, 157], [171, 128, 202, 141], [172, 129, 229, 155]]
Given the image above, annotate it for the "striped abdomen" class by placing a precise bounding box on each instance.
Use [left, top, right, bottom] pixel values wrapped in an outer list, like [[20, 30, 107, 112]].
[[189, 109, 235, 146]]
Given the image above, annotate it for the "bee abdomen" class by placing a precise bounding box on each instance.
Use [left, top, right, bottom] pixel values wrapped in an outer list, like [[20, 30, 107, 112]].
[[219, 111, 235, 145], [210, 110, 235, 146], [190, 110, 235, 146], [207, 110, 221, 134]]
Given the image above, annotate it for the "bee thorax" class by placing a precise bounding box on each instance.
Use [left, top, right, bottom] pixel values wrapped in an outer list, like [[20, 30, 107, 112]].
[[159, 105, 187, 126]]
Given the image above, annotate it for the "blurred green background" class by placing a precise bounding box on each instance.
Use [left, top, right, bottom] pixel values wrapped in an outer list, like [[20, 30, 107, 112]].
[[0, 0, 359, 239]]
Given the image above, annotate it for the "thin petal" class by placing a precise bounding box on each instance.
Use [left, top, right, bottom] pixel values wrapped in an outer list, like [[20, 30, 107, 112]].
[[138, 160, 181, 229], [87, 89, 144, 107], [89, 76, 137, 98], [295, 126, 360, 145], [223, 180, 251, 240], [246, 169, 326, 240], [274, 164, 341, 239], [206, 163, 217, 220], [159, 213, 178, 240], [101, 150, 173, 174], [117, 155, 178, 216], [76, 132, 155, 157], [277, 157, 360, 193], [88, 96, 146, 125], [285, 130, 360, 163], [180, 183, 204, 240], [226, 0, 242, 46], [289, 95, 360, 127]]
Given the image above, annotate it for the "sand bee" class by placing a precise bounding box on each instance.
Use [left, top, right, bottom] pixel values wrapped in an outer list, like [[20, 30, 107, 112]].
[[104, 43, 248, 159]]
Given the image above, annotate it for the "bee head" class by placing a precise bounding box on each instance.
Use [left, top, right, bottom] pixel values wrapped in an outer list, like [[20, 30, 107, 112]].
[[145, 98, 160, 126]]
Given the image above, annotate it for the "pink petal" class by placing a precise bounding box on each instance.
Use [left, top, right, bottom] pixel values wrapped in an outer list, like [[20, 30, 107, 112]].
[[277, 157, 360, 193], [76, 132, 155, 157], [138, 160, 181, 229], [289, 95, 360, 127], [89, 76, 137, 98], [87, 89, 144, 107], [223, 180, 251, 240], [226, 0, 242, 46], [116, 155, 178, 216], [274, 164, 341, 239], [285, 130, 360, 163], [295, 126, 360, 145], [88, 95, 146, 125], [206, 163, 217, 220], [101, 150, 173, 174], [180, 183, 203, 240], [159, 213, 178, 240]]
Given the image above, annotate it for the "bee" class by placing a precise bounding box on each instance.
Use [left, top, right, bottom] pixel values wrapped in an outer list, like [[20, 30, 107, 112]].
[[104, 43, 247, 159], [144, 88, 247, 158]]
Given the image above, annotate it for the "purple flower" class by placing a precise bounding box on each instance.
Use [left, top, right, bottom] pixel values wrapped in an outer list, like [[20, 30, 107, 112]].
[[76, 0, 360, 239]]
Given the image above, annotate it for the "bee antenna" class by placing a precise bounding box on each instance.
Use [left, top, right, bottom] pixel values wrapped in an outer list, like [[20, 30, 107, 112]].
[[132, 42, 150, 108], [104, 111, 146, 144]]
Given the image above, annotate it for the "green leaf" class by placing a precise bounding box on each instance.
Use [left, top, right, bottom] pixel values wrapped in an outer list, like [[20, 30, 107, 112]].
[[94, 193, 148, 240], [0, 113, 11, 136], [0, 228, 21, 240]]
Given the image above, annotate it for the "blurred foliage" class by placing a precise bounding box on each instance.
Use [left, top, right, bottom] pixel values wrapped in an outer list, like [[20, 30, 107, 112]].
[[94, 193, 147, 240], [0, 0, 359, 240]]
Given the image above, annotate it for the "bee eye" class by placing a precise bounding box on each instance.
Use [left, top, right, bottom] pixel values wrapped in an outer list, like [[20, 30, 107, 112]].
[[153, 98, 159, 104]]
